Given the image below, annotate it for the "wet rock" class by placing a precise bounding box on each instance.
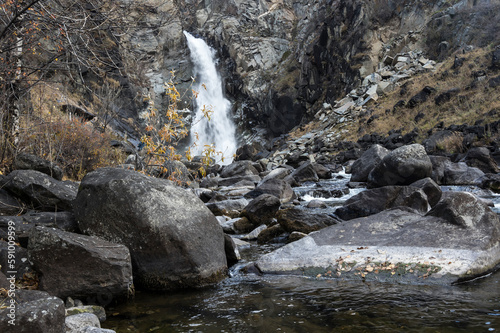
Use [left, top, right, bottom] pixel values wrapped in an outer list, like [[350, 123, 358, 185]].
[[28, 226, 133, 301], [480, 173, 500, 193], [206, 198, 249, 218], [65, 313, 101, 332], [244, 178, 295, 202], [242, 225, 267, 241], [224, 235, 241, 266], [65, 305, 106, 322], [287, 231, 308, 243], [350, 144, 389, 182], [241, 194, 281, 227], [462, 147, 499, 174], [0, 290, 65, 332], [257, 224, 286, 244], [288, 161, 319, 184], [74, 168, 227, 290], [313, 163, 332, 179], [307, 200, 328, 209], [220, 160, 259, 178], [232, 217, 255, 234], [409, 178, 442, 207], [14, 152, 64, 180], [368, 144, 432, 188], [335, 186, 429, 220], [277, 207, 339, 234], [257, 197, 500, 284], [1, 170, 78, 211]]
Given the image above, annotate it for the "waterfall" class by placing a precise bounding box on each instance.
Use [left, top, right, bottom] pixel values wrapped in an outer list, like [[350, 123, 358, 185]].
[[183, 31, 237, 164]]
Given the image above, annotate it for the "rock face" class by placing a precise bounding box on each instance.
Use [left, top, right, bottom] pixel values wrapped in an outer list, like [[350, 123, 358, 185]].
[[74, 168, 227, 290], [368, 144, 432, 187], [28, 226, 133, 301], [0, 170, 78, 211], [0, 290, 66, 333], [257, 191, 500, 284]]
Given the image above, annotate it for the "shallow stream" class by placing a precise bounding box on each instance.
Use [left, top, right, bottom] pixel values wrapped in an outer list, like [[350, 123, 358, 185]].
[[103, 174, 500, 333]]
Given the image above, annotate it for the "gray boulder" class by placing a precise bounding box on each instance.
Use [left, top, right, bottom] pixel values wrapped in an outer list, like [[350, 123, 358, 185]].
[[288, 161, 319, 184], [244, 178, 295, 203], [277, 207, 339, 233], [260, 167, 293, 183], [368, 144, 432, 188], [443, 162, 484, 185], [0, 290, 65, 333], [241, 194, 281, 226], [257, 193, 500, 285], [462, 147, 499, 174], [220, 160, 259, 178], [1, 170, 77, 211], [74, 168, 227, 290], [335, 186, 429, 220], [206, 198, 249, 218], [65, 313, 101, 333], [14, 152, 64, 180], [218, 175, 261, 187], [409, 178, 442, 207], [350, 144, 389, 182], [28, 226, 133, 301]]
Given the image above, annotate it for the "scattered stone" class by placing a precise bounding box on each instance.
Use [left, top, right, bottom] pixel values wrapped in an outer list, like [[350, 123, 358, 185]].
[[241, 194, 281, 226], [244, 178, 295, 202], [407, 86, 436, 108], [434, 88, 460, 106], [242, 225, 268, 240], [224, 234, 241, 265], [257, 224, 286, 244], [232, 217, 255, 234], [307, 200, 328, 209]]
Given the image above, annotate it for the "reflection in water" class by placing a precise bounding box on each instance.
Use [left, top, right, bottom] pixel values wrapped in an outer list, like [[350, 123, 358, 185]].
[[104, 244, 500, 333]]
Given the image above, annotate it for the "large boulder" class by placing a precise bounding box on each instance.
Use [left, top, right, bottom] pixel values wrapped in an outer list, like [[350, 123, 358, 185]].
[[335, 186, 429, 220], [367, 144, 432, 188], [74, 168, 227, 290], [350, 144, 389, 182], [277, 207, 339, 234], [257, 192, 500, 284], [0, 170, 78, 211], [443, 162, 484, 185], [244, 178, 295, 202], [241, 194, 281, 226], [462, 147, 499, 174], [28, 226, 133, 301], [0, 290, 65, 333], [14, 152, 64, 181], [288, 161, 319, 184]]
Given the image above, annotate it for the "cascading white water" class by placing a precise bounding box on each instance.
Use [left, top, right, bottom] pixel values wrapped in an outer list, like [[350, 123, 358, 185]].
[[183, 31, 237, 163]]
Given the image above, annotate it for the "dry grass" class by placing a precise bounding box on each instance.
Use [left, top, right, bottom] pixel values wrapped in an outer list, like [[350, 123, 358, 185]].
[[338, 46, 500, 143]]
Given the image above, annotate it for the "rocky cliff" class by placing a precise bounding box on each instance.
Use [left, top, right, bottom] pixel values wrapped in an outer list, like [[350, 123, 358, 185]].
[[117, 0, 500, 144]]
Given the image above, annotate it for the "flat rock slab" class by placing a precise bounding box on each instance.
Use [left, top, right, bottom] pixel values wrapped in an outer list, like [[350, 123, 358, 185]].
[[256, 207, 500, 285]]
